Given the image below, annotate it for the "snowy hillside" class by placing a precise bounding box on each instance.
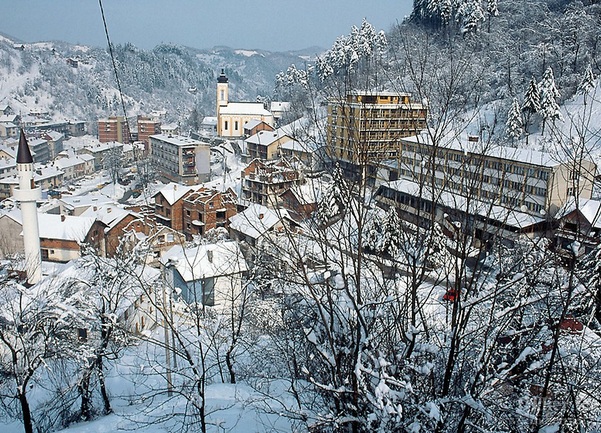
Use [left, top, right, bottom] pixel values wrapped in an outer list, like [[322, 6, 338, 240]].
[[0, 33, 320, 127]]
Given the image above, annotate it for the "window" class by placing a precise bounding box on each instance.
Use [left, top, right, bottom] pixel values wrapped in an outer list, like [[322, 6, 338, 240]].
[[78, 328, 88, 342], [202, 277, 215, 306], [224, 121, 228, 131], [567, 187, 575, 197], [234, 121, 238, 131]]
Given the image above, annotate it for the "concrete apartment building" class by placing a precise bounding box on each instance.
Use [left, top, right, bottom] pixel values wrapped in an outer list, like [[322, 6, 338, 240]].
[[327, 91, 427, 179], [375, 132, 596, 243], [137, 115, 161, 146], [149, 134, 210, 185], [245, 129, 294, 161], [98, 116, 130, 143]]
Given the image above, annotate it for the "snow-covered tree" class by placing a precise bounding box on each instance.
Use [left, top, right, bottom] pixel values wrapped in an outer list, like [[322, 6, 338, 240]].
[[539, 67, 562, 132], [522, 78, 540, 136], [505, 97, 523, 142], [577, 64, 596, 96], [457, 0, 485, 35]]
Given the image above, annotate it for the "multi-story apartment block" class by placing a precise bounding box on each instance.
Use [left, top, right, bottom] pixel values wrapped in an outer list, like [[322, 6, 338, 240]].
[[137, 115, 161, 147], [182, 187, 238, 238], [240, 159, 303, 207], [149, 134, 210, 185], [98, 116, 130, 143], [327, 90, 427, 178], [28, 137, 51, 164], [375, 132, 596, 243]]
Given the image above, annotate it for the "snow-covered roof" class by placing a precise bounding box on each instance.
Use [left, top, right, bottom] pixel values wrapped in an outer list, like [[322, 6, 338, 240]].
[[59, 193, 115, 211], [153, 182, 195, 205], [383, 178, 545, 230], [220, 102, 272, 117], [270, 101, 291, 113], [201, 117, 218, 126], [43, 131, 64, 141], [0, 165, 64, 185], [37, 213, 98, 241], [245, 129, 291, 146], [0, 114, 18, 123], [80, 204, 136, 231], [403, 130, 566, 167], [229, 203, 289, 239], [161, 241, 248, 281], [84, 141, 123, 154], [280, 139, 316, 153], [555, 197, 601, 229], [53, 154, 93, 170], [243, 119, 265, 130], [149, 134, 206, 147]]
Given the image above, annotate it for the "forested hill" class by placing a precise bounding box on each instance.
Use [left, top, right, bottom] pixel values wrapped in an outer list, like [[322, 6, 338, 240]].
[[406, 0, 601, 104], [0, 33, 318, 127]]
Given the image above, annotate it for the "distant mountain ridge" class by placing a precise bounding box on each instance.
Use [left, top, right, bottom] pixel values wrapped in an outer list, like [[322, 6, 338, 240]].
[[0, 32, 321, 131]]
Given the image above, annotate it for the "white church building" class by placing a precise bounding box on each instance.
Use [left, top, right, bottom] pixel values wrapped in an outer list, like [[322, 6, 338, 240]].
[[216, 69, 274, 138]]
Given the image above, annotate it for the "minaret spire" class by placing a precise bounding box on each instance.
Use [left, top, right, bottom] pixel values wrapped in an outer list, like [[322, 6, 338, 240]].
[[14, 129, 42, 284]]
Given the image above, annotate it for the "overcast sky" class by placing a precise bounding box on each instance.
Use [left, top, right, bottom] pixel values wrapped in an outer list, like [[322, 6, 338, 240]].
[[3, 1, 414, 52]]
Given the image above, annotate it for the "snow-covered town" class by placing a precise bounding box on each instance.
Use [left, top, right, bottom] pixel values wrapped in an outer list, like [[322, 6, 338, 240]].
[[1, 1, 601, 432]]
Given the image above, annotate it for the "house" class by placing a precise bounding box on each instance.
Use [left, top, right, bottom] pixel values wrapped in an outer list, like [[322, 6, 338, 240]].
[[270, 101, 292, 126], [161, 241, 248, 307], [216, 70, 274, 137], [80, 204, 148, 257], [42, 131, 65, 159], [554, 198, 601, 256], [0, 122, 18, 139], [149, 134, 210, 185], [278, 181, 323, 222], [0, 210, 106, 261], [38, 213, 107, 261], [0, 165, 64, 199], [243, 119, 274, 137], [181, 187, 238, 238], [229, 203, 290, 248], [57, 193, 115, 216], [81, 141, 124, 171], [53, 152, 95, 181], [279, 138, 324, 173], [245, 129, 294, 161], [0, 211, 23, 259], [153, 182, 195, 231], [240, 159, 303, 207]]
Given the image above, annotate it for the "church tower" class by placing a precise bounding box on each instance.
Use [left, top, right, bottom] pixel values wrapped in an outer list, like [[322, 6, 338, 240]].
[[216, 69, 229, 136], [14, 130, 42, 284]]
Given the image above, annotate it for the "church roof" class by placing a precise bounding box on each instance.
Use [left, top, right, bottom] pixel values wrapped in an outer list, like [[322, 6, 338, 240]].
[[16, 129, 33, 164]]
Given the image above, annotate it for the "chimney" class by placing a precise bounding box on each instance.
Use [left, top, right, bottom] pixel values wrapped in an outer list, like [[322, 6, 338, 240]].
[[93, 206, 97, 211], [259, 213, 264, 219], [107, 207, 112, 213], [61, 214, 66, 222], [207, 249, 213, 263]]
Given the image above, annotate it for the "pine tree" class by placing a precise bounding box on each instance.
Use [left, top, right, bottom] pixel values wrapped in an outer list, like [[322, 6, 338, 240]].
[[505, 97, 523, 143], [577, 64, 596, 96], [539, 67, 562, 132], [522, 78, 540, 136], [458, 0, 485, 35]]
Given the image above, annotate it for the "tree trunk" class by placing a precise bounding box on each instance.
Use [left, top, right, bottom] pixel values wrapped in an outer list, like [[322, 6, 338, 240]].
[[79, 371, 92, 421], [97, 356, 112, 415], [17, 389, 34, 433]]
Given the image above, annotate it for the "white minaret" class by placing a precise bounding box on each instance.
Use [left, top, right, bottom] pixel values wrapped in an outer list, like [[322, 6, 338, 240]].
[[13, 130, 42, 284]]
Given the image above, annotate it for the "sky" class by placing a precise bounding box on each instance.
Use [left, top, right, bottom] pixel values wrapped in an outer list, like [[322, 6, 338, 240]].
[[2, 1, 414, 52]]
